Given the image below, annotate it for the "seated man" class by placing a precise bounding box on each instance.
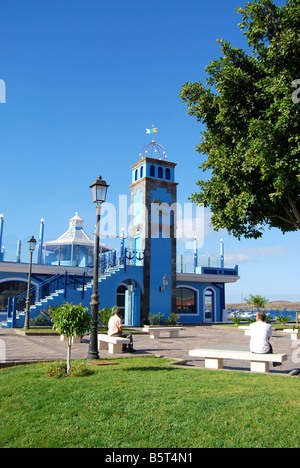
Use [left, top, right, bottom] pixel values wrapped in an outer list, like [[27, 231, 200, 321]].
[[108, 308, 135, 353], [249, 312, 281, 366]]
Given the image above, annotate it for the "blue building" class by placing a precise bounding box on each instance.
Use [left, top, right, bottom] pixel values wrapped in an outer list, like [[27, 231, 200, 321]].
[[0, 140, 239, 328]]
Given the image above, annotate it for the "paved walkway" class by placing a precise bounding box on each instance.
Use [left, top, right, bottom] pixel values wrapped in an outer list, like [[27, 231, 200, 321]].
[[0, 326, 299, 374]]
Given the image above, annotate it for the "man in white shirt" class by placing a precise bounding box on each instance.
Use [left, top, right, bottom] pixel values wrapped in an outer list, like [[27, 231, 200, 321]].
[[249, 312, 281, 366], [108, 308, 135, 353], [249, 312, 272, 354]]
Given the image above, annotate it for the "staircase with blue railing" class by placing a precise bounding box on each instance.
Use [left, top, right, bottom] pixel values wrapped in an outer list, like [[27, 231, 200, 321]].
[[1, 265, 126, 328], [0, 249, 145, 328]]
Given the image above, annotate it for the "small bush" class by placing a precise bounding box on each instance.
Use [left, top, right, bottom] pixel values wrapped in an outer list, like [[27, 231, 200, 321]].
[[30, 310, 53, 327], [149, 313, 165, 325], [229, 317, 243, 326], [44, 361, 92, 378], [149, 312, 180, 326], [44, 361, 67, 378], [164, 313, 180, 325], [69, 361, 93, 377]]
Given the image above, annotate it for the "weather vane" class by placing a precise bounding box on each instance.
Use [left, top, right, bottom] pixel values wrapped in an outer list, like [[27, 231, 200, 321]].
[[139, 125, 167, 160], [146, 125, 157, 139]]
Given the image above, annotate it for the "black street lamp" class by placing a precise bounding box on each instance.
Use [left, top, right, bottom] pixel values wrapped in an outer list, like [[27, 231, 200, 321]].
[[24, 236, 37, 329], [87, 176, 109, 360]]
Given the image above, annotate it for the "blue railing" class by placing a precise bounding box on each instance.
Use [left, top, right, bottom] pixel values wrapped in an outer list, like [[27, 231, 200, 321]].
[[6, 272, 93, 322], [5, 249, 145, 324], [227, 308, 299, 322]]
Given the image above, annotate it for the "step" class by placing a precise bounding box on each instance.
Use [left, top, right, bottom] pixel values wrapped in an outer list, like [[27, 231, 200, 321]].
[[0, 321, 10, 328]]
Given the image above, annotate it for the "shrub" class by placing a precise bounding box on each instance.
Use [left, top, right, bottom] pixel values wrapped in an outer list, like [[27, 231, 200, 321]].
[[69, 361, 93, 377], [99, 306, 117, 327], [149, 313, 165, 325], [30, 311, 53, 327], [164, 313, 180, 325], [44, 361, 92, 378], [148, 312, 180, 326], [275, 315, 291, 326], [44, 361, 67, 378], [229, 317, 243, 326]]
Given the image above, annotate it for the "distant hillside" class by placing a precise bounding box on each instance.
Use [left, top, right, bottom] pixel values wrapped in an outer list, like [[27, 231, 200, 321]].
[[226, 301, 300, 311]]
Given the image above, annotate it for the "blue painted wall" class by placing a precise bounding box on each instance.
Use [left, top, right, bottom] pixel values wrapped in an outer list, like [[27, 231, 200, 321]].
[[149, 238, 172, 317], [176, 281, 225, 324], [132, 160, 175, 184], [148, 186, 174, 319]]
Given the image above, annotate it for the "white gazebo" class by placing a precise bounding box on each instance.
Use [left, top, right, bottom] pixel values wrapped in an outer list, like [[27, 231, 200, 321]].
[[43, 213, 114, 267]]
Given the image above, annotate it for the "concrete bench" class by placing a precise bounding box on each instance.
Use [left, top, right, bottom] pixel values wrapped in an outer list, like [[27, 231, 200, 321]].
[[97, 334, 130, 354], [239, 325, 250, 336], [143, 327, 185, 339], [282, 329, 299, 341], [189, 348, 288, 373]]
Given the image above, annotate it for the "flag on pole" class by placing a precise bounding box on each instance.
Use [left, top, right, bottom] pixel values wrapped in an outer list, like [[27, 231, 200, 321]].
[[146, 127, 157, 134]]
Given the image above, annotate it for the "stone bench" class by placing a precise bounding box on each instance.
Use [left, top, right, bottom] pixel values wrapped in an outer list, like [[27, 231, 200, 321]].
[[143, 327, 185, 339], [239, 325, 250, 336], [97, 334, 130, 354], [189, 348, 287, 373], [282, 329, 299, 341]]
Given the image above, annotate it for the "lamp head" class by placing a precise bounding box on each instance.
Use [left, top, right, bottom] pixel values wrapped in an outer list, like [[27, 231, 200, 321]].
[[90, 175, 109, 204]]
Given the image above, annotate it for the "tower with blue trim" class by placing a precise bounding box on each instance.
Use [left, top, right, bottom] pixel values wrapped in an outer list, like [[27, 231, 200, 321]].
[[130, 139, 177, 324]]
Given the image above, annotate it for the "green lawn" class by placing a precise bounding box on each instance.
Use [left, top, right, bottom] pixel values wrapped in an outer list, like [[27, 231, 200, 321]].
[[0, 356, 299, 448]]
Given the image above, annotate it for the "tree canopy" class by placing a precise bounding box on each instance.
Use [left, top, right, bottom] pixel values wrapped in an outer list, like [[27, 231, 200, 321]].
[[180, 0, 300, 239]]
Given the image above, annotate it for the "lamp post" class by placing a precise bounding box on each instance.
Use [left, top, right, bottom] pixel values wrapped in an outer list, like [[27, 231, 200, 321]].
[[24, 236, 37, 329], [87, 176, 109, 360], [0, 214, 4, 262]]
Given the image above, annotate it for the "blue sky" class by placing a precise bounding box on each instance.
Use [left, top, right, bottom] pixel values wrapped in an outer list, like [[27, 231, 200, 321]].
[[0, 0, 298, 303]]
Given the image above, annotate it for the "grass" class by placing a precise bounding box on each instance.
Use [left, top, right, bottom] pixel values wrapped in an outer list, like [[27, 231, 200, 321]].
[[0, 356, 299, 448]]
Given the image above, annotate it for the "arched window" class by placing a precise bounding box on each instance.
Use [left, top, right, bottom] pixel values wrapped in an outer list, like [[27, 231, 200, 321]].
[[176, 288, 197, 314], [135, 169, 138, 181], [150, 165, 155, 177], [140, 166, 143, 178], [158, 167, 163, 179], [166, 168, 171, 180], [204, 289, 215, 322]]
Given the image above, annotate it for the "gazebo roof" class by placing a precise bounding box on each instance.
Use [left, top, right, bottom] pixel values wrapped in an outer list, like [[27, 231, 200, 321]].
[[43, 212, 114, 252]]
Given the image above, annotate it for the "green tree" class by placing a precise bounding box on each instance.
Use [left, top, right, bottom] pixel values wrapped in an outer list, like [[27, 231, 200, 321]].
[[180, 0, 300, 239], [52, 302, 91, 373], [245, 294, 269, 308]]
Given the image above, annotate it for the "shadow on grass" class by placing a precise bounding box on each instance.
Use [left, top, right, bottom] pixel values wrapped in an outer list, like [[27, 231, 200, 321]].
[[123, 366, 177, 372]]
